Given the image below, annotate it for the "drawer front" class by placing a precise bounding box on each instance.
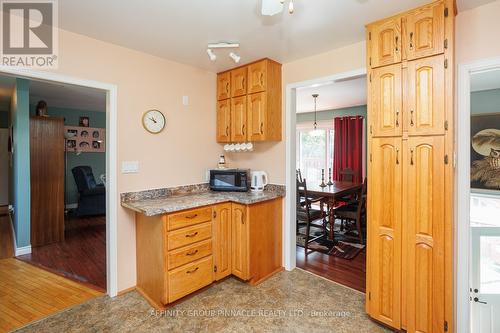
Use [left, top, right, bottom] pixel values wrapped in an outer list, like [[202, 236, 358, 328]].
[[168, 256, 213, 302], [168, 239, 212, 270], [167, 222, 212, 251], [167, 207, 212, 231]]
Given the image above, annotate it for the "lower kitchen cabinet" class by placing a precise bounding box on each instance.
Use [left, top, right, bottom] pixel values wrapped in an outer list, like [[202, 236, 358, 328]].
[[135, 197, 282, 308]]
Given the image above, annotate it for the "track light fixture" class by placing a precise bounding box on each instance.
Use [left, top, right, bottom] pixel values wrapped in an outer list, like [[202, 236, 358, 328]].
[[229, 52, 241, 63], [206, 48, 216, 61]]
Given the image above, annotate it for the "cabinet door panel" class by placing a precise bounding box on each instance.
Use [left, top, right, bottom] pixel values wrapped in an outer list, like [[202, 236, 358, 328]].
[[368, 17, 402, 68], [367, 137, 402, 329], [231, 203, 249, 280], [214, 203, 232, 281], [216, 100, 231, 142], [231, 67, 247, 97], [406, 2, 445, 60], [231, 96, 247, 142], [407, 55, 445, 136], [247, 92, 267, 141], [406, 136, 445, 333], [217, 72, 231, 101], [370, 64, 402, 137], [248, 60, 267, 94]]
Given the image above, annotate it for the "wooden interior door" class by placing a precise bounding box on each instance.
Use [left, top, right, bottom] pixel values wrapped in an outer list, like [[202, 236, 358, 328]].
[[214, 203, 232, 280], [231, 67, 247, 97], [407, 55, 445, 136], [406, 136, 445, 333], [216, 99, 231, 142], [370, 63, 402, 137], [247, 60, 267, 94], [30, 116, 65, 247], [405, 1, 445, 61], [231, 203, 249, 280], [368, 17, 402, 68], [230, 96, 247, 142], [367, 137, 402, 329], [217, 71, 231, 101], [247, 92, 267, 141]]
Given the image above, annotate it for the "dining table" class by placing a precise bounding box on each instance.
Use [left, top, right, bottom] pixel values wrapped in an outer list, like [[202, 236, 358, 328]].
[[306, 180, 363, 240]]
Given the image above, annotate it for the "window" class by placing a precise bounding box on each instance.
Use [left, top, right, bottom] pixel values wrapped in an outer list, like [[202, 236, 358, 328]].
[[296, 121, 334, 183]]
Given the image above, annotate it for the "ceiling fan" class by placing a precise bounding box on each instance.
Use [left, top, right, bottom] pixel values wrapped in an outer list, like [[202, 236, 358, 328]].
[[261, 0, 294, 16]]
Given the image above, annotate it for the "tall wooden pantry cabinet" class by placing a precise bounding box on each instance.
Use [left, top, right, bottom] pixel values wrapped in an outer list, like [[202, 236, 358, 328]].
[[365, 1, 455, 332]]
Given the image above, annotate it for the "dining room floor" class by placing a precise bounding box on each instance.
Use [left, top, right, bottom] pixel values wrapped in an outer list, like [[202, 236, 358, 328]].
[[14, 268, 388, 333]]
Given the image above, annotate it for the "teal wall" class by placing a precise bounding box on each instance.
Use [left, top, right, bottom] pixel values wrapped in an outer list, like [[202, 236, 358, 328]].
[[11, 78, 30, 248], [471, 89, 500, 115], [0, 111, 8, 128], [29, 105, 106, 205]]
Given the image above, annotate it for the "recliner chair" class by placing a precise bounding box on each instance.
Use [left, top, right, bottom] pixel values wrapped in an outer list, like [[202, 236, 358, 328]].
[[72, 166, 106, 216]]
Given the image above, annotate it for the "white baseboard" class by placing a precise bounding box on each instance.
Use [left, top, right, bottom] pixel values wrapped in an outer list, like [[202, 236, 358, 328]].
[[15, 245, 32, 256]]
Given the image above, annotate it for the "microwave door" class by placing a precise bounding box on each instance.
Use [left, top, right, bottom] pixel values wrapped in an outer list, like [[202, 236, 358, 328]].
[[214, 174, 236, 188]]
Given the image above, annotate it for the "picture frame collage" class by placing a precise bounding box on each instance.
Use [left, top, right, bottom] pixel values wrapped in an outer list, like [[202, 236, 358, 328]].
[[65, 126, 106, 153]]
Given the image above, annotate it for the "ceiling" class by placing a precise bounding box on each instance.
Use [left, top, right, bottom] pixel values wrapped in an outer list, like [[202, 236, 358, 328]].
[[0, 75, 106, 112], [296, 76, 367, 113], [58, 0, 496, 72], [471, 69, 500, 92]]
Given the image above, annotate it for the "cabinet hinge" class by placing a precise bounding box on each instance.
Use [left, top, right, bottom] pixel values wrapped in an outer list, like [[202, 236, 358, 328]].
[[444, 7, 449, 18], [444, 39, 448, 49], [213, 211, 217, 218], [444, 59, 448, 69], [214, 265, 217, 273], [444, 320, 449, 331], [368, 292, 371, 301], [368, 32, 371, 41], [369, 57, 372, 66], [445, 154, 449, 164], [370, 153, 372, 162], [370, 125, 373, 135], [444, 120, 449, 131]]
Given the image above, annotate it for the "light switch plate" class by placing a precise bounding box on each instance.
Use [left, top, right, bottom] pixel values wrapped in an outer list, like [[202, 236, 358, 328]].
[[122, 161, 139, 174], [182, 95, 189, 106]]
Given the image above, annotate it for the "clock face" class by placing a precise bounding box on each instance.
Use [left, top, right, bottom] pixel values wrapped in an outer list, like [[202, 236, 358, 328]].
[[142, 110, 166, 134]]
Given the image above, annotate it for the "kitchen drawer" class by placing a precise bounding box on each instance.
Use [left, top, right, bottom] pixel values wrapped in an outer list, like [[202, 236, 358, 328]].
[[168, 256, 213, 302], [167, 207, 212, 231], [167, 222, 212, 251], [167, 239, 212, 270]]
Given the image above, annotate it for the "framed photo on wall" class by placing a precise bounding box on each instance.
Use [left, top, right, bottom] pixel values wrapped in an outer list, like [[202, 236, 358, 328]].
[[79, 116, 90, 127], [471, 113, 500, 191]]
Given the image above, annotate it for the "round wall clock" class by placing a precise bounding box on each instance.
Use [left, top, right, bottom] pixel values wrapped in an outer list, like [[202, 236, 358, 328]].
[[142, 109, 166, 134]]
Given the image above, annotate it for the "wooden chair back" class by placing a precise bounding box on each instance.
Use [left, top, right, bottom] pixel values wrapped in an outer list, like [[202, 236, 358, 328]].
[[340, 168, 354, 182]]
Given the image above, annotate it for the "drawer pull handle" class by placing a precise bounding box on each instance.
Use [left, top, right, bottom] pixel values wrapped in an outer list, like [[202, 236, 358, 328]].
[[186, 267, 199, 274], [185, 214, 198, 219], [186, 249, 199, 256], [185, 232, 198, 238]]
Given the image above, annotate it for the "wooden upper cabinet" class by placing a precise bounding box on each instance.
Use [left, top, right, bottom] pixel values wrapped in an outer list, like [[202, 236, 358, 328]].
[[405, 1, 445, 61], [370, 63, 402, 137], [247, 60, 267, 94], [367, 137, 402, 329], [247, 92, 267, 141], [231, 203, 249, 280], [214, 203, 232, 281], [406, 136, 445, 333], [407, 55, 445, 136], [216, 100, 231, 143], [231, 67, 247, 97], [368, 17, 402, 68], [217, 72, 231, 101], [231, 96, 247, 142]]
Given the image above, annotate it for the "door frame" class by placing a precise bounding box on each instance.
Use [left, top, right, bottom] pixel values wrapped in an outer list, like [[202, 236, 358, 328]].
[[283, 68, 367, 270], [456, 56, 500, 333], [0, 65, 118, 297]]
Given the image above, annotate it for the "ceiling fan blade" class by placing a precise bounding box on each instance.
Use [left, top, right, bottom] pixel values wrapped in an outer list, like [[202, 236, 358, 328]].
[[261, 0, 283, 16]]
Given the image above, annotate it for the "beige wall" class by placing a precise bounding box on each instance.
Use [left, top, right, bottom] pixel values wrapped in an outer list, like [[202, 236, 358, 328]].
[[47, 29, 220, 290]]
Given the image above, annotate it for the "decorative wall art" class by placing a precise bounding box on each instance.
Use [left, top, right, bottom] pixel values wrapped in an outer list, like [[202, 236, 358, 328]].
[[471, 114, 500, 191], [65, 126, 106, 153]]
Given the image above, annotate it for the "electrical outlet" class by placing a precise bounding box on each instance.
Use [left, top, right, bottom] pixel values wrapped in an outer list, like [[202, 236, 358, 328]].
[[122, 161, 139, 174]]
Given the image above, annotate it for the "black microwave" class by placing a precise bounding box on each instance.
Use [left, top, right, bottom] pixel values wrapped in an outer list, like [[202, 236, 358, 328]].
[[210, 169, 250, 192]]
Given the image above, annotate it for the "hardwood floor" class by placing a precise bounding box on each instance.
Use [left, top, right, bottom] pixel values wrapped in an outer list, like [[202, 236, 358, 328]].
[[0, 258, 102, 333], [296, 246, 366, 292], [17, 215, 106, 291], [0, 207, 14, 259]]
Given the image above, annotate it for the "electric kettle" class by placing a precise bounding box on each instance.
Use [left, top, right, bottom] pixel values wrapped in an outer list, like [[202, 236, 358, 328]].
[[250, 171, 268, 192]]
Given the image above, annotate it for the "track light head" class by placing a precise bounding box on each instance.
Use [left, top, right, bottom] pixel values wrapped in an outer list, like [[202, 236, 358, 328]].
[[207, 48, 216, 61], [229, 52, 241, 63]]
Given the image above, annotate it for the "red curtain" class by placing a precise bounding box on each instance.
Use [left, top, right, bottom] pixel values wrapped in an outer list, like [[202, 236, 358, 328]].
[[332, 116, 363, 183]]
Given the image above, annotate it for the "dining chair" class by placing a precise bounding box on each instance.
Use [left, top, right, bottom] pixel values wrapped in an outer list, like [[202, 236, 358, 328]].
[[332, 178, 367, 244], [296, 177, 327, 253], [339, 168, 354, 182]]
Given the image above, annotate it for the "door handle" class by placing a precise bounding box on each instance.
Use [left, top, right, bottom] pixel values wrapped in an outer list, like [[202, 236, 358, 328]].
[[473, 297, 487, 304]]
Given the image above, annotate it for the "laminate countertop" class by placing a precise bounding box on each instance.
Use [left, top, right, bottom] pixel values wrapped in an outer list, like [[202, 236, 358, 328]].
[[121, 190, 284, 216]]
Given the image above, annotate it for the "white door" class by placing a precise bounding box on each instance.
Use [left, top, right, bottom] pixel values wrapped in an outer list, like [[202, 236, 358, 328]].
[[0, 129, 9, 206], [470, 193, 500, 333]]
